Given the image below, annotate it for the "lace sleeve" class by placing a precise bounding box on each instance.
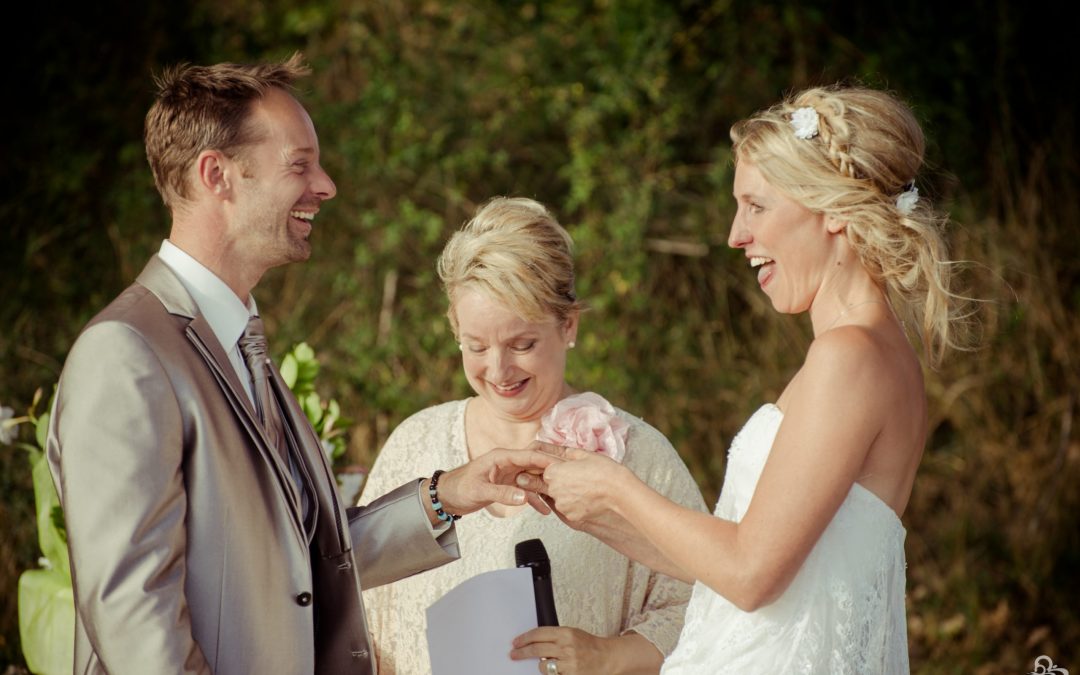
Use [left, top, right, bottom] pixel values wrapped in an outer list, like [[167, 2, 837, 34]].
[[359, 405, 457, 675]]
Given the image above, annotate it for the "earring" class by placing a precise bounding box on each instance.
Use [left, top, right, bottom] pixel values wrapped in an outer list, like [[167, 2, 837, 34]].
[[568, 341, 576, 349], [458, 344, 463, 351]]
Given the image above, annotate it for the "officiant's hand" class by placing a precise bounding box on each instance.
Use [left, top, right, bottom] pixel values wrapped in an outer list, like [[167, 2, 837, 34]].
[[430, 448, 558, 521], [510, 626, 663, 674]]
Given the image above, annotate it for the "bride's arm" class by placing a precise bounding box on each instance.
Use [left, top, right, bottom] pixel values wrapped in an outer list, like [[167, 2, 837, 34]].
[[540, 330, 901, 610], [543, 498, 693, 582]]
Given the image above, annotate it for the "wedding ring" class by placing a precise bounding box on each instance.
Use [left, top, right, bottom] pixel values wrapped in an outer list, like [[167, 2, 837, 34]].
[[546, 659, 559, 675]]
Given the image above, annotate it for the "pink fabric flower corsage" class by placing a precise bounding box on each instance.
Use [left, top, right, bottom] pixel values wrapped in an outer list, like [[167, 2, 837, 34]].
[[536, 392, 629, 463]]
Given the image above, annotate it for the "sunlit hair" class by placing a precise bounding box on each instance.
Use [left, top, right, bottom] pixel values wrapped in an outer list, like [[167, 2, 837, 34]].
[[730, 84, 972, 366], [144, 52, 310, 209], [437, 197, 581, 335]]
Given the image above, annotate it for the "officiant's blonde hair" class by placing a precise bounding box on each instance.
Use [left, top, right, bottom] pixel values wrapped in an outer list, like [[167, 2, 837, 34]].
[[438, 197, 581, 336]]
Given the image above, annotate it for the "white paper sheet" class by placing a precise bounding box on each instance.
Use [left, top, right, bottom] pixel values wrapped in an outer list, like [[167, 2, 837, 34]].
[[425, 567, 539, 675]]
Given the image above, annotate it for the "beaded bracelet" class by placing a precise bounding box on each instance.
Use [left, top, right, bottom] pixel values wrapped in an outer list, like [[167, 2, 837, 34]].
[[428, 469, 462, 522]]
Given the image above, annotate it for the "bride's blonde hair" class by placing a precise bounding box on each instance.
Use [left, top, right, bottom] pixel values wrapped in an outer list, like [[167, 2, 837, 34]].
[[731, 85, 973, 366]]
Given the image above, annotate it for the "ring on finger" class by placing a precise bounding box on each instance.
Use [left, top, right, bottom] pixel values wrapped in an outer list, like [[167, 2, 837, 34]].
[[545, 658, 559, 675]]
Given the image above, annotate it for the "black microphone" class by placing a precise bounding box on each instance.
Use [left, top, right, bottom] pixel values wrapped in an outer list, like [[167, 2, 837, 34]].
[[515, 538, 559, 627]]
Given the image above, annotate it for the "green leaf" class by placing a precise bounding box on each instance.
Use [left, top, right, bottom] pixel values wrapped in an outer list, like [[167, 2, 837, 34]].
[[292, 342, 315, 362], [18, 568, 75, 675], [50, 506, 66, 539], [282, 343, 321, 394], [328, 436, 346, 461], [323, 398, 341, 434], [35, 409, 50, 450], [297, 360, 320, 389], [301, 392, 323, 427], [30, 448, 70, 579], [280, 353, 299, 389]]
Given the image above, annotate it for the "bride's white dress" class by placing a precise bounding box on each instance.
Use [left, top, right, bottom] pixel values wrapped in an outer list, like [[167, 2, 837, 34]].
[[661, 404, 910, 674]]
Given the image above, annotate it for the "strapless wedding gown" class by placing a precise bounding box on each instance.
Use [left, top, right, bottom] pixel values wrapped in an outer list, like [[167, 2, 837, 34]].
[[661, 404, 910, 674]]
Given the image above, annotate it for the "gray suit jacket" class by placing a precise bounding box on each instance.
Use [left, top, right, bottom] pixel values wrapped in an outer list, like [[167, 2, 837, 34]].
[[46, 256, 459, 674]]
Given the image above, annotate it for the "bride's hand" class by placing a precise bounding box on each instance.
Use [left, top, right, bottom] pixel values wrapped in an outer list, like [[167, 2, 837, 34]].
[[519, 444, 631, 525], [521, 443, 687, 579]]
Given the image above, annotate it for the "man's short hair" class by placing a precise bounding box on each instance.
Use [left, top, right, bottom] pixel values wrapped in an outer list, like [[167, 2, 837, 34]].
[[144, 52, 310, 209]]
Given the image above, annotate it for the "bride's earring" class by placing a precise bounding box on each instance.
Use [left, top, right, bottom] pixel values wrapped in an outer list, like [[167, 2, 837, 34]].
[[568, 341, 575, 349]]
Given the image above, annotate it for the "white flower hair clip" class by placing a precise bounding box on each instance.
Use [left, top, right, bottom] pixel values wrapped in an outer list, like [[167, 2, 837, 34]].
[[895, 183, 919, 215], [790, 106, 820, 140]]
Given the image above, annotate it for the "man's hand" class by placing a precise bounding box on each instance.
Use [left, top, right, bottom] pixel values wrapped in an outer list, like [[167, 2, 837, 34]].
[[433, 446, 561, 519]]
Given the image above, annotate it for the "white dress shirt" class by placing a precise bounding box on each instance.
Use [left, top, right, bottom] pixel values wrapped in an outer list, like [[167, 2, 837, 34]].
[[157, 239, 258, 404]]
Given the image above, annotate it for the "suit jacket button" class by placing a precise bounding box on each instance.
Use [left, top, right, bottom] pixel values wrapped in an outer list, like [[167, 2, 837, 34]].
[[296, 592, 312, 606]]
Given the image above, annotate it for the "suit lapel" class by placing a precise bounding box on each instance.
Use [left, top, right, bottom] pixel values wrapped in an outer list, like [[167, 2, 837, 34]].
[[137, 255, 260, 429], [135, 255, 198, 318], [185, 315, 256, 421], [136, 255, 308, 540], [185, 318, 307, 535]]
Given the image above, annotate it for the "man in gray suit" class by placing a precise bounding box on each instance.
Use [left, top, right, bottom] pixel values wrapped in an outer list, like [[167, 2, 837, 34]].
[[45, 54, 553, 674]]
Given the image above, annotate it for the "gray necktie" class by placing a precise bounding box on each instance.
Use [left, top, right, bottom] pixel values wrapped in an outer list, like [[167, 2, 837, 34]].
[[238, 316, 314, 536], [238, 316, 288, 466]]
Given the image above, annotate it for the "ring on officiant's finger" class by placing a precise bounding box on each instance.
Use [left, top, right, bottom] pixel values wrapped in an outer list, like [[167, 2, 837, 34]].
[[545, 658, 559, 675]]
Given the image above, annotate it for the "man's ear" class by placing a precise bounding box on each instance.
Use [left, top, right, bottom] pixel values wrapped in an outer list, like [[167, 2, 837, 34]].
[[195, 150, 230, 198], [825, 214, 847, 234]]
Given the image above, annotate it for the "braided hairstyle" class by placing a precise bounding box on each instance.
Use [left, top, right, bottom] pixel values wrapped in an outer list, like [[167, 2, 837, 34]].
[[730, 85, 971, 366]]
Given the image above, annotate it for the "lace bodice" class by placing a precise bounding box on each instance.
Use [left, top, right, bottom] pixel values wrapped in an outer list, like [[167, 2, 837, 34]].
[[360, 399, 708, 675], [661, 404, 911, 674]]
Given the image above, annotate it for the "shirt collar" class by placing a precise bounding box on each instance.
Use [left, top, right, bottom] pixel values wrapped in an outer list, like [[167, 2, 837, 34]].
[[157, 239, 258, 351]]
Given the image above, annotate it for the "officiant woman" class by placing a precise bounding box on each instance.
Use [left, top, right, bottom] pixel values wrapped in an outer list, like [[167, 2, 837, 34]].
[[359, 196, 707, 675]]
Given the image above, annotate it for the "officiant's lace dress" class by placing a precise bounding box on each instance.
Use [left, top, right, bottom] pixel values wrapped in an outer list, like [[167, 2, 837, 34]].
[[662, 404, 910, 674], [360, 399, 708, 675]]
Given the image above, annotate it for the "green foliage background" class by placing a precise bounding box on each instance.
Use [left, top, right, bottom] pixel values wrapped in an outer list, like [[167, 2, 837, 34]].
[[2, 1, 1077, 672]]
